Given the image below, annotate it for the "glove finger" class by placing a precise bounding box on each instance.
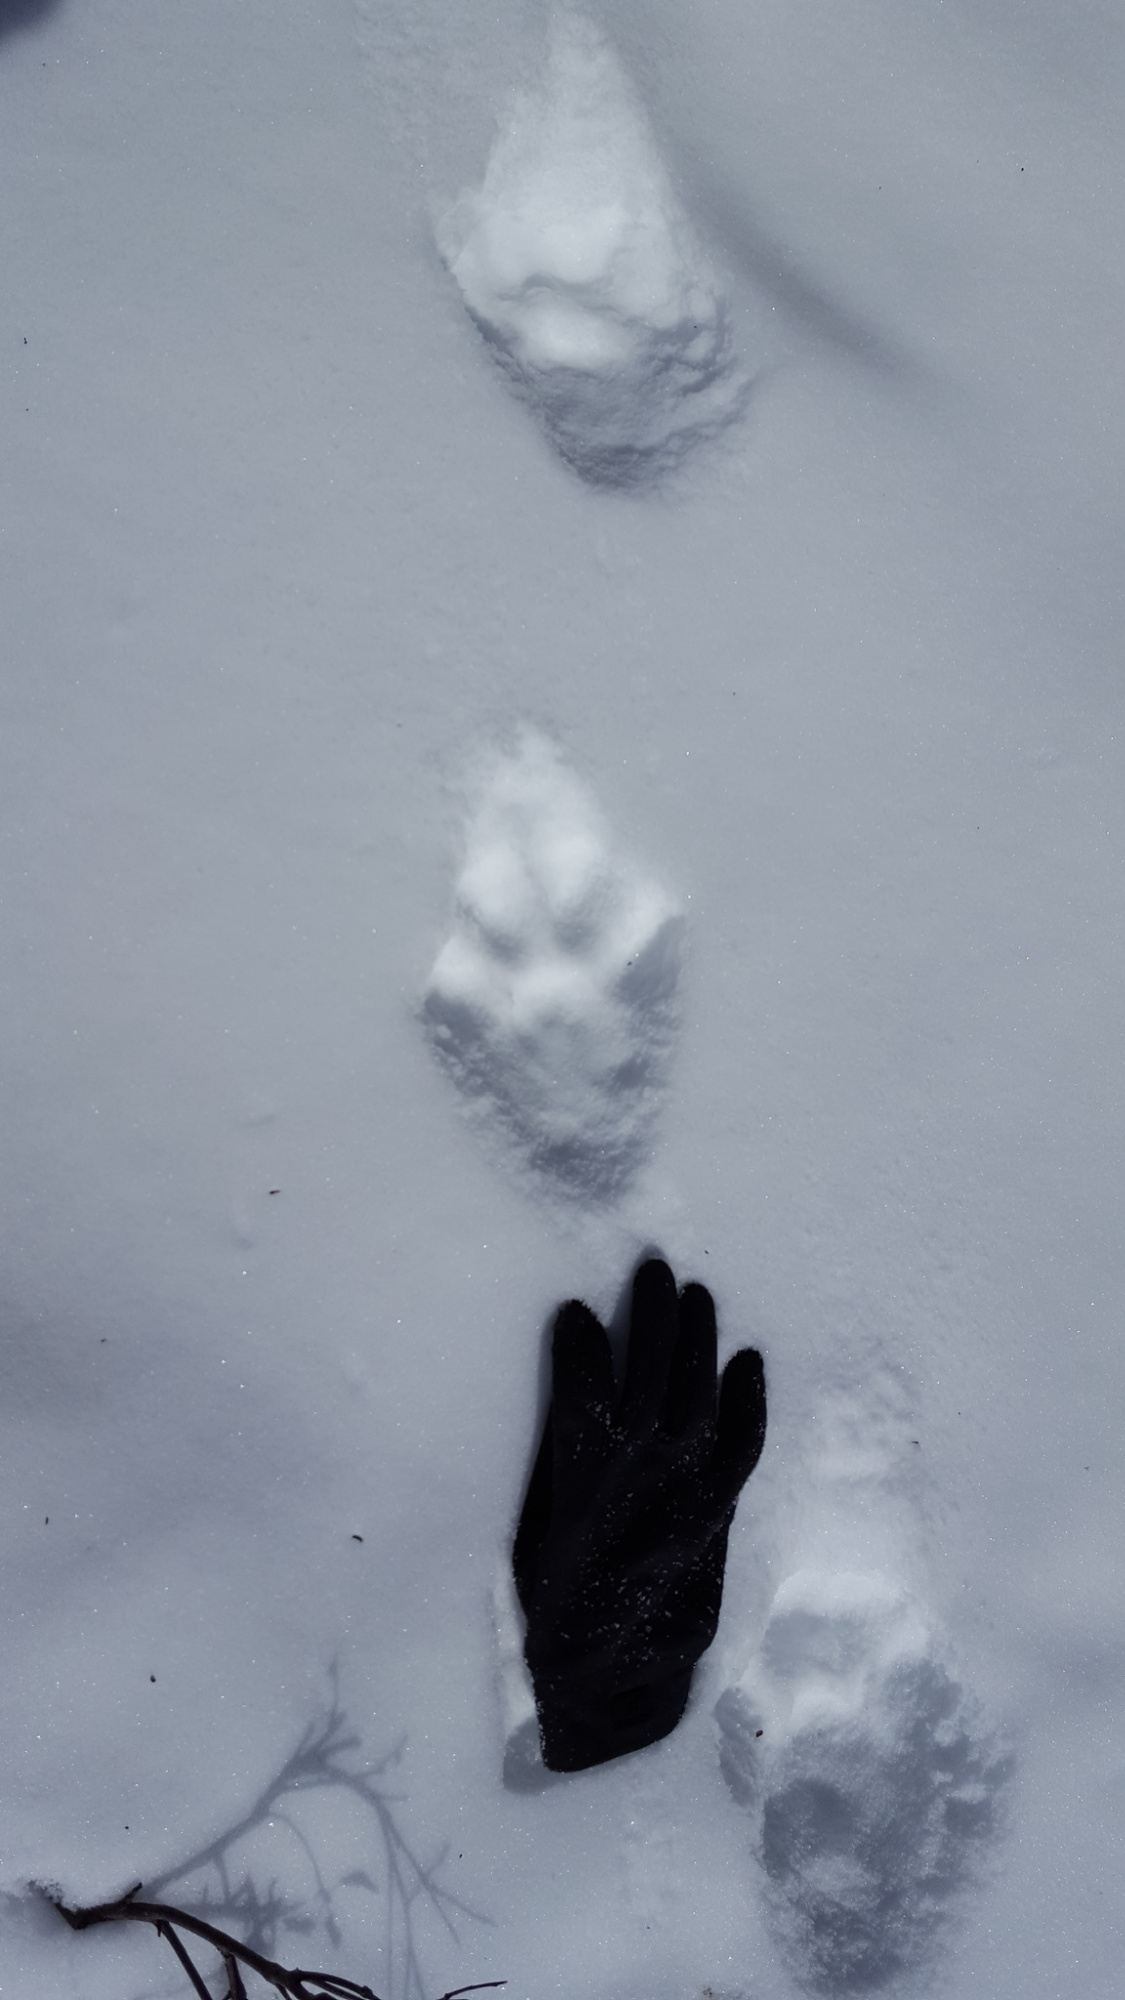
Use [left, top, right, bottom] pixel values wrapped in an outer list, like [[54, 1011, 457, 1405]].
[[512, 1422, 552, 1614], [619, 1257, 680, 1432], [552, 1298, 615, 1463], [712, 1346, 767, 1511], [663, 1280, 717, 1437]]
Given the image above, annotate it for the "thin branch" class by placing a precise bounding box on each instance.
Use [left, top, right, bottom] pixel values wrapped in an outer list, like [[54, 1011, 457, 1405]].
[[45, 1681, 493, 2000], [50, 1887, 506, 2000], [50, 1891, 383, 1999], [435, 1985, 509, 1999], [157, 1920, 216, 2000], [140, 1683, 487, 1999], [224, 1951, 250, 2000]]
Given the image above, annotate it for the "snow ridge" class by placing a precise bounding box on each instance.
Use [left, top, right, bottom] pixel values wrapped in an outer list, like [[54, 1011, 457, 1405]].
[[436, 14, 746, 489], [716, 1571, 1010, 1993], [422, 729, 682, 1202]]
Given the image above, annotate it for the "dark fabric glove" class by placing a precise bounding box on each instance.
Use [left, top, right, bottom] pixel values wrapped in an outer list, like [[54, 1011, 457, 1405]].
[[513, 1256, 767, 1773]]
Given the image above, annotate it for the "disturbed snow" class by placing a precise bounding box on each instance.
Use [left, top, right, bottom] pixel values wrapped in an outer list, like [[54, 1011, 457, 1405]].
[[1, 3, 1124, 2000], [436, 15, 745, 487], [423, 728, 682, 1199], [717, 1573, 1010, 1993]]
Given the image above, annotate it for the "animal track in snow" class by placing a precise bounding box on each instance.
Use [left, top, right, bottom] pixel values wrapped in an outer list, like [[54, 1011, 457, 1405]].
[[715, 1571, 1010, 1994], [436, 13, 746, 489], [422, 730, 682, 1202]]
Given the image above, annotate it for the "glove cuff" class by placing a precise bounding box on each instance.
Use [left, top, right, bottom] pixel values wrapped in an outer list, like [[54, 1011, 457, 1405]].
[[531, 1663, 695, 1772]]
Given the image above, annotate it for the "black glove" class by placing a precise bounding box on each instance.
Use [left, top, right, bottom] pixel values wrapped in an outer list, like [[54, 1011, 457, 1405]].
[[513, 1257, 767, 1773]]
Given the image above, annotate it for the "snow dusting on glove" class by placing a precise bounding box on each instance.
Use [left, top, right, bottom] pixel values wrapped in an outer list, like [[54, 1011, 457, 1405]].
[[513, 1257, 767, 1772]]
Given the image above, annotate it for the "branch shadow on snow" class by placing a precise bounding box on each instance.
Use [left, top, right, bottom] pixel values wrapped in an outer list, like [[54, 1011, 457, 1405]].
[[96, 1675, 488, 2000]]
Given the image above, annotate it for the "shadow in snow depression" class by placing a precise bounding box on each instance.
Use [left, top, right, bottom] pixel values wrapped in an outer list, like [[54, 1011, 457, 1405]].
[[422, 729, 682, 1205], [436, 13, 747, 490], [716, 1572, 1012, 1994]]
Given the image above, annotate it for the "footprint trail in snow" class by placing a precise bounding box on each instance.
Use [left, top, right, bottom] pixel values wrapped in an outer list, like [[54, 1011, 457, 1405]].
[[437, 13, 746, 488], [422, 730, 682, 1202]]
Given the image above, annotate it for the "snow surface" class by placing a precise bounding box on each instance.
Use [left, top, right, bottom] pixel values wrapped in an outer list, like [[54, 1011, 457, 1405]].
[[2, 1, 1125, 1999]]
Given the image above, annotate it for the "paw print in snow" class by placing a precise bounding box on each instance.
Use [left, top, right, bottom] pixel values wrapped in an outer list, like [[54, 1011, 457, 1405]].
[[422, 730, 682, 1201], [715, 1570, 1011, 1993], [436, 13, 745, 488]]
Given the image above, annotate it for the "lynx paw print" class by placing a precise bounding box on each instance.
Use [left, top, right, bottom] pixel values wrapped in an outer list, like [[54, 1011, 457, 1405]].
[[422, 730, 682, 1202], [436, 13, 745, 488], [715, 1571, 1011, 1993]]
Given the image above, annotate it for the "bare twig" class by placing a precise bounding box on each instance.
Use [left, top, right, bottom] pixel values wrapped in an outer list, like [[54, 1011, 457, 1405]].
[[157, 1918, 217, 2000], [43, 1681, 495, 2000], [137, 1676, 487, 2000], [51, 1888, 385, 1998], [50, 1888, 507, 2000], [225, 1950, 250, 2000], [434, 1986, 508, 2000]]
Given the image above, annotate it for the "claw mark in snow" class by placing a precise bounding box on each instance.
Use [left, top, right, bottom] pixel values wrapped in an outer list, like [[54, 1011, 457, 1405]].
[[716, 1571, 1011, 1993], [436, 13, 746, 488], [423, 729, 682, 1201]]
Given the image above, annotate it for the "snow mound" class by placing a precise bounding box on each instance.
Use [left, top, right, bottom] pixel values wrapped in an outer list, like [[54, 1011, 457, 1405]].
[[715, 1571, 1010, 1993], [422, 729, 682, 1202], [435, 13, 745, 489], [492, 1557, 556, 1792]]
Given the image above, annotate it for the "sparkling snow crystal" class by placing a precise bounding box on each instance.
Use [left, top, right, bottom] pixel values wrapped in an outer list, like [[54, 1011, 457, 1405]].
[[435, 13, 745, 488], [422, 729, 682, 1201], [715, 1572, 1010, 1993]]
